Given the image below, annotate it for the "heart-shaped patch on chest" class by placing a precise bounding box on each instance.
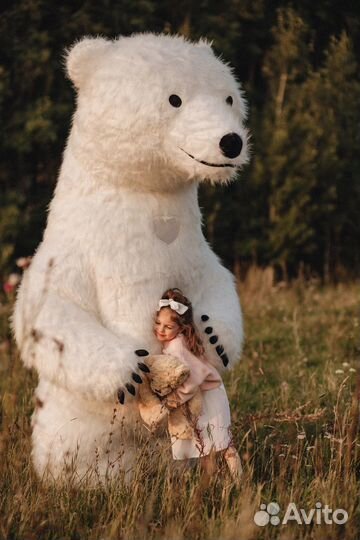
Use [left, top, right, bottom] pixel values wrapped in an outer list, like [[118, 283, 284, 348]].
[[153, 216, 180, 244]]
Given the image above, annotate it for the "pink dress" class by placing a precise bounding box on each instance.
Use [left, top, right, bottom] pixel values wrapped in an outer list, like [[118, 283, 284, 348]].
[[163, 334, 233, 460]]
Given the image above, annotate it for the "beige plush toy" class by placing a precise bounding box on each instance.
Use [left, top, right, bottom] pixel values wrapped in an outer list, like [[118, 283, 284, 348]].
[[138, 354, 202, 439]]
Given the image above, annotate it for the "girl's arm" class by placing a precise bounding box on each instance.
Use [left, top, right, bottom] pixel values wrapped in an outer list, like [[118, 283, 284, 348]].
[[165, 376, 200, 408], [163, 340, 213, 407]]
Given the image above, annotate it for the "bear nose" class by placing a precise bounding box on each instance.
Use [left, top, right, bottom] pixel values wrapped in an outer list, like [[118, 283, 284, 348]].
[[219, 133, 243, 159]]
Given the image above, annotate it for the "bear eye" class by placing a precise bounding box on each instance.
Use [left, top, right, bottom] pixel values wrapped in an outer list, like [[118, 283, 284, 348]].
[[169, 94, 182, 108], [226, 96, 233, 106]]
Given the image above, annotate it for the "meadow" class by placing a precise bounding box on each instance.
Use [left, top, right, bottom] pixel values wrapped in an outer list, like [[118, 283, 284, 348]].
[[0, 280, 359, 539]]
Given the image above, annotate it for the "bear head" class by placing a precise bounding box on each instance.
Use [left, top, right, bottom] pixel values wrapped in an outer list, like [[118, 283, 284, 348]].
[[66, 33, 249, 192]]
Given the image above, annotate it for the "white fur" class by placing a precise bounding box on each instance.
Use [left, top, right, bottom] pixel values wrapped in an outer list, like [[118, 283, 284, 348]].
[[12, 33, 249, 482]]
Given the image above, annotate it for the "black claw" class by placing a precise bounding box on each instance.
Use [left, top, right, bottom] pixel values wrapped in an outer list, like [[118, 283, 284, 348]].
[[135, 349, 149, 357], [216, 344, 224, 356], [221, 353, 229, 366], [117, 389, 125, 404], [132, 372, 143, 384], [209, 335, 218, 344], [138, 362, 150, 373], [201, 314, 209, 322], [125, 383, 136, 395], [205, 326, 213, 335]]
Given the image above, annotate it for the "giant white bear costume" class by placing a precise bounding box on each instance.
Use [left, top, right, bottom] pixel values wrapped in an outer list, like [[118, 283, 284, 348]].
[[12, 33, 249, 482]]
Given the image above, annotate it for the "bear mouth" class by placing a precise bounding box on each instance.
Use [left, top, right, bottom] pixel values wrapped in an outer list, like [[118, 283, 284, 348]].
[[179, 148, 237, 168]]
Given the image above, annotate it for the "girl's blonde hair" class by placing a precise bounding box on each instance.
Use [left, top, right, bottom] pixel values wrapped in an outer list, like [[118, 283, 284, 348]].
[[156, 288, 205, 357]]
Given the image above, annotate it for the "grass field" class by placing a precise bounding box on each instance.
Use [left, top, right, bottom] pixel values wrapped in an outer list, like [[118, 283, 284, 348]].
[[0, 282, 359, 539]]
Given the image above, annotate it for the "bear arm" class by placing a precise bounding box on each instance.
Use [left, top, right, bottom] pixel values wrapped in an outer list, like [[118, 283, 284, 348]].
[[194, 261, 243, 372], [17, 289, 142, 402]]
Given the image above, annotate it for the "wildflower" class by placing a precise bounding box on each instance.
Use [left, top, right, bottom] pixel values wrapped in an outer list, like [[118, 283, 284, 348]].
[[342, 362, 350, 368], [349, 368, 356, 373], [3, 273, 21, 294], [297, 433, 306, 440], [8, 273, 21, 286], [335, 369, 344, 374], [0, 340, 10, 353], [16, 256, 32, 269], [3, 282, 13, 294]]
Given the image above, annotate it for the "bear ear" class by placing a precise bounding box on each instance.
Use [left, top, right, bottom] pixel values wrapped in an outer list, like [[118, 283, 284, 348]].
[[65, 36, 112, 89], [196, 38, 215, 53]]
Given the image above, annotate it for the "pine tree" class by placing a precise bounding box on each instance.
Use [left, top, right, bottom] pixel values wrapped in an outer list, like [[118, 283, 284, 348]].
[[253, 8, 360, 281], [253, 7, 313, 279], [1, 1, 360, 280]]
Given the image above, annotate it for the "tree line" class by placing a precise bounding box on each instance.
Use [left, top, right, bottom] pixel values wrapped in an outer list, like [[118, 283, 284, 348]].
[[1, 0, 360, 284]]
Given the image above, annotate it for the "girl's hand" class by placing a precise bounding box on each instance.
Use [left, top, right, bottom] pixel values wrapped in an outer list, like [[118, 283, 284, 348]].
[[164, 391, 181, 409]]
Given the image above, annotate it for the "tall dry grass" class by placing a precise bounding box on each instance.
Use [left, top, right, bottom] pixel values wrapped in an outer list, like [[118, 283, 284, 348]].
[[0, 281, 359, 539]]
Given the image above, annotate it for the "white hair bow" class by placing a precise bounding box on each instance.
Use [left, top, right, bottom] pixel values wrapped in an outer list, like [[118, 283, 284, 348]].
[[158, 298, 189, 315]]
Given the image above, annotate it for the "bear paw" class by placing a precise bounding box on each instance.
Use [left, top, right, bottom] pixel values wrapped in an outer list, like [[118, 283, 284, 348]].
[[201, 314, 229, 367], [117, 350, 152, 405]]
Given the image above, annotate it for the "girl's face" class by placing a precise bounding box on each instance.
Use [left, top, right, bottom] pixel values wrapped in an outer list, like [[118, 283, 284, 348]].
[[154, 308, 180, 342]]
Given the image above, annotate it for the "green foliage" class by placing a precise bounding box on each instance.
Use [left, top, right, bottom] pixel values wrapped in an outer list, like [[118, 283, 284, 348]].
[[1, 1, 360, 280], [257, 27, 360, 278], [0, 191, 24, 279]]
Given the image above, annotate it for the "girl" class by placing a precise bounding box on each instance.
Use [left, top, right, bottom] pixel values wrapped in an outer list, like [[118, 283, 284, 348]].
[[153, 287, 242, 483]]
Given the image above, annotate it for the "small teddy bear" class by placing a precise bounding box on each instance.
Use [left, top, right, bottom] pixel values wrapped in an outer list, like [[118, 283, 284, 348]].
[[138, 354, 202, 439]]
